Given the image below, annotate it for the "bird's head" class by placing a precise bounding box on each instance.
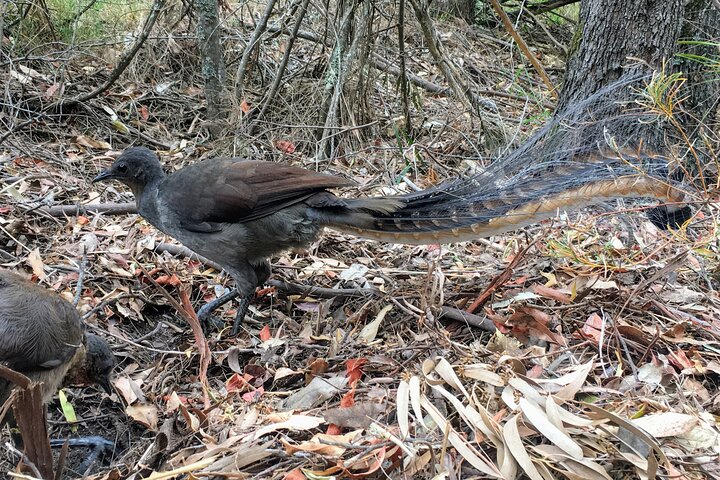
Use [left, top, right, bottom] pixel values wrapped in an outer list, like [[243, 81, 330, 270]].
[[72, 333, 115, 395], [93, 146, 165, 196]]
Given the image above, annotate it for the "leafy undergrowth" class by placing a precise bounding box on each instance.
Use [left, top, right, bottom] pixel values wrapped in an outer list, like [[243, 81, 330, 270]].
[[0, 142, 718, 479]]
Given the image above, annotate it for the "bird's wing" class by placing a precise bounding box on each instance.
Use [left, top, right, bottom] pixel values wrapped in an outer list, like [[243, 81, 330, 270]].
[[160, 158, 353, 232]]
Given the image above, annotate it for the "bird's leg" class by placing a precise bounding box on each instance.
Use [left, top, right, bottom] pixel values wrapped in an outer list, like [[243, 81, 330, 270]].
[[197, 289, 240, 331], [231, 297, 251, 335], [228, 260, 271, 335], [50, 436, 114, 474]]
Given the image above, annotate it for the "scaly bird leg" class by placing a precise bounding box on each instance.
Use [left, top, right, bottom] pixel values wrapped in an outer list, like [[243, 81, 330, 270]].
[[196, 289, 240, 332], [231, 296, 251, 336], [50, 436, 114, 474]]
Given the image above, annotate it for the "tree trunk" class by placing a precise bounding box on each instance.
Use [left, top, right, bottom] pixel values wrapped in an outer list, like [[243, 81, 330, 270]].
[[195, 0, 226, 127], [678, 0, 720, 150], [558, 0, 684, 113]]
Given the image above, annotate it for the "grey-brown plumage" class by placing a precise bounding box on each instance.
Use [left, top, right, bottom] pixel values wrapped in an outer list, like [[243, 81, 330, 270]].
[[0, 270, 114, 420]]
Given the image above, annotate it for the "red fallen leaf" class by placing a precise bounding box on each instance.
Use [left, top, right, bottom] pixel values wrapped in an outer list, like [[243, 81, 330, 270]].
[[346, 358, 366, 387], [326, 423, 343, 435], [308, 358, 329, 377], [532, 284, 571, 304], [240, 99, 250, 113], [226, 373, 251, 393], [76, 215, 90, 225], [155, 274, 181, 286], [0, 206, 11, 214], [668, 348, 694, 370], [579, 313, 603, 343], [505, 307, 566, 345], [256, 286, 275, 297], [340, 389, 355, 408], [283, 468, 305, 480], [242, 387, 264, 403], [139, 104, 150, 121], [45, 83, 60, 98], [507, 275, 529, 286], [259, 325, 272, 342], [527, 364, 544, 378], [275, 140, 296, 154]]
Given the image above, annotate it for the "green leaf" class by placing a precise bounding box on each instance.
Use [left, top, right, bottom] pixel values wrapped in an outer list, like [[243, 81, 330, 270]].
[[58, 389, 78, 433]]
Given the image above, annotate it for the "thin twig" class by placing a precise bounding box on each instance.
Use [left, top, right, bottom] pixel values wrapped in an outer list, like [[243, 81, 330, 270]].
[[487, 0, 558, 99]]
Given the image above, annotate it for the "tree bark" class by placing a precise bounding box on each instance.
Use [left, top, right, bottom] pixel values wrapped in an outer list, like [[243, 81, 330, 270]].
[[195, 0, 226, 125], [678, 0, 720, 148], [558, 0, 684, 114]]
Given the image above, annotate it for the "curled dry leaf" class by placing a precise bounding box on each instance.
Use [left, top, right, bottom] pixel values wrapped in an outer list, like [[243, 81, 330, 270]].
[[27, 248, 46, 280], [419, 395, 502, 477], [127, 403, 159, 431], [279, 375, 347, 411], [359, 304, 392, 343], [282, 430, 362, 457], [462, 364, 505, 387]]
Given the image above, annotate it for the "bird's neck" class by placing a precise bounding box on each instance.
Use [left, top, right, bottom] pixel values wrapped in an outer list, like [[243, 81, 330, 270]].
[[133, 174, 164, 210]]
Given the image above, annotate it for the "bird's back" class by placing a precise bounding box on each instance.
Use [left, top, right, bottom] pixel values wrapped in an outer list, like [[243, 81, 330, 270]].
[[0, 271, 84, 405]]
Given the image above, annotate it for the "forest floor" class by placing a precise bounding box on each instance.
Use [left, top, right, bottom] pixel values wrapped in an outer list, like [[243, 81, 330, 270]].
[[1, 4, 720, 480]]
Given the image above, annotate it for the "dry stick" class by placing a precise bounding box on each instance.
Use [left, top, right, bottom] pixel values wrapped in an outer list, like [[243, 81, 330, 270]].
[[487, 0, 558, 99], [408, 0, 474, 111], [36, 202, 137, 217], [0, 0, 165, 146], [249, 0, 311, 134], [397, 0, 412, 131], [465, 240, 537, 314], [266, 279, 377, 299], [439, 306, 496, 332], [234, 0, 278, 99], [526, 0, 579, 15]]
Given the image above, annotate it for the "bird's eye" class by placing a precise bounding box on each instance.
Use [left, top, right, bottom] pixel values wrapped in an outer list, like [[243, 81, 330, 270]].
[[117, 163, 128, 173]]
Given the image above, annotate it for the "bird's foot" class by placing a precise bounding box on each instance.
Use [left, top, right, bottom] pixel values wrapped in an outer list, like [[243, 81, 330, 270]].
[[197, 289, 240, 332], [230, 297, 251, 336], [50, 436, 114, 473]]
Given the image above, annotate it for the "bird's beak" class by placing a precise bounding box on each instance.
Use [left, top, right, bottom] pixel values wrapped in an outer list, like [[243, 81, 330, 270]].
[[100, 377, 113, 395], [92, 169, 114, 183]]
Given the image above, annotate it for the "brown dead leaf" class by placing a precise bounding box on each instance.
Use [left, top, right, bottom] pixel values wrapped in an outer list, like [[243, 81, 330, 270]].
[[72, 135, 111, 150], [126, 403, 159, 430], [27, 248, 46, 280], [282, 430, 361, 457], [323, 402, 386, 429], [531, 284, 572, 304]]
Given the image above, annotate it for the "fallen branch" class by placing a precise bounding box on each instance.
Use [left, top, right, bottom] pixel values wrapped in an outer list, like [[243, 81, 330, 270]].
[[439, 306, 497, 332], [267, 279, 378, 299], [36, 202, 137, 217]]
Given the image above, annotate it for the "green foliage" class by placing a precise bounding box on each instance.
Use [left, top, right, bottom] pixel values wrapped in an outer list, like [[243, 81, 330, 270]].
[[676, 40, 720, 74], [10, 0, 146, 45]]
